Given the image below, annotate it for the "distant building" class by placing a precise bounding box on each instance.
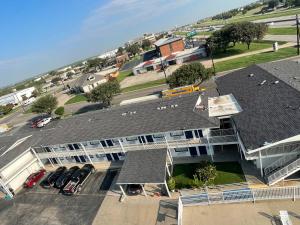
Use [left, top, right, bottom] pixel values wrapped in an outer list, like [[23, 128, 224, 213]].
[[97, 49, 118, 59], [70, 73, 108, 93], [133, 47, 207, 75], [0, 87, 36, 106], [154, 37, 185, 57], [116, 53, 129, 67]]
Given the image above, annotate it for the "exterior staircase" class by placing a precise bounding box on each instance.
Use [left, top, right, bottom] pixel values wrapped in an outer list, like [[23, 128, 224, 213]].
[[264, 146, 300, 186]]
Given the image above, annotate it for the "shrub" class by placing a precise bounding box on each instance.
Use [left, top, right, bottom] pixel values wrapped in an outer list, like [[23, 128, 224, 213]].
[[195, 161, 217, 186], [167, 177, 176, 191], [191, 174, 204, 188], [54, 106, 64, 116]]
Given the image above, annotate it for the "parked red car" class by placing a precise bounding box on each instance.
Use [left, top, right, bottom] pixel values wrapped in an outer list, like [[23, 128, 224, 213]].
[[24, 169, 46, 188]]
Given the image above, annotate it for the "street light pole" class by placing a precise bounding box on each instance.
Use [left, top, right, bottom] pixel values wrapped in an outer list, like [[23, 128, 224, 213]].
[[296, 14, 299, 56], [159, 52, 167, 80], [207, 44, 216, 76]]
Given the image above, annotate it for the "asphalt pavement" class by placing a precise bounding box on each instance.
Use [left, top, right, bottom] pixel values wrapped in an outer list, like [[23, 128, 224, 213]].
[[0, 170, 117, 225]]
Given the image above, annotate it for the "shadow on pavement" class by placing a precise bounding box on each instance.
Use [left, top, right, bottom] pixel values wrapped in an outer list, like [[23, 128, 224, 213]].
[[156, 200, 177, 225]]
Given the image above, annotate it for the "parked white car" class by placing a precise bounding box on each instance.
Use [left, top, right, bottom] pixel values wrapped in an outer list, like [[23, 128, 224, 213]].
[[37, 117, 52, 128]]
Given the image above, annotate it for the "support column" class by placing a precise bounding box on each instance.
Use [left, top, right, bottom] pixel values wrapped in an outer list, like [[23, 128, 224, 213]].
[[72, 144, 83, 163], [51, 147, 63, 166], [166, 163, 171, 177], [164, 180, 171, 197], [119, 185, 127, 198], [259, 151, 263, 177], [141, 184, 147, 197], [31, 148, 45, 169], [80, 143, 94, 165], [118, 139, 125, 153]]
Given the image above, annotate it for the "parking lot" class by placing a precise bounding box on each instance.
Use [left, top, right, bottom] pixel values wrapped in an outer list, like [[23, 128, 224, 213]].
[[0, 170, 118, 225]]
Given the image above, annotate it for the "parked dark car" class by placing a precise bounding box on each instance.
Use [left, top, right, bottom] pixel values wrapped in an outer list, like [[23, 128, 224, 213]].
[[40, 166, 67, 189], [62, 164, 95, 195], [127, 184, 143, 195], [55, 166, 79, 189]]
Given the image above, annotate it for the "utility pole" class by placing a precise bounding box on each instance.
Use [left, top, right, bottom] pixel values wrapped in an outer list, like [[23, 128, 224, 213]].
[[297, 14, 299, 56], [207, 44, 216, 76], [159, 52, 167, 80]]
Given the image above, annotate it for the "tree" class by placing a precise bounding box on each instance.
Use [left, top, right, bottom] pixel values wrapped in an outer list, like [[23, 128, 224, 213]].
[[31, 95, 58, 114], [117, 47, 124, 55], [254, 23, 268, 40], [268, 0, 280, 8], [240, 22, 257, 49], [141, 39, 151, 51], [54, 106, 64, 116], [125, 43, 141, 56], [167, 63, 210, 88], [49, 71, 56, 76], [0, 104, 14, 115], [88, 80, 120, 107], [51, 77, 62, 85], [195, 161, 217, 186], [66, 72, 73, 79]]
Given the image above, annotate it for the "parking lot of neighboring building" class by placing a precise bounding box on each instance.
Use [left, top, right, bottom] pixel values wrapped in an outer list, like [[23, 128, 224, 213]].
[[0, 170, 117, 225]]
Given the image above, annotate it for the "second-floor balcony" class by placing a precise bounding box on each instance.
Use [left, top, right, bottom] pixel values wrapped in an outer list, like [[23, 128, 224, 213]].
[[36, 129, 238, 160]]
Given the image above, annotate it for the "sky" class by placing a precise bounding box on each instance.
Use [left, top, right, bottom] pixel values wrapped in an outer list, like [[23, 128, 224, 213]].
[[0, 0, 255, 87]]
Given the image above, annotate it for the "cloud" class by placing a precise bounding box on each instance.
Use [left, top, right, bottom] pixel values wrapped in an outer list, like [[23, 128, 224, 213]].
[[81, 0, 192, 36]]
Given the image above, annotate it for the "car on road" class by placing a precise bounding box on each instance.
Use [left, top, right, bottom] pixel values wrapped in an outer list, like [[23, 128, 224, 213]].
[[55, 166, 80, 189], [36, 117, 52, 128], [62, 164, 95, 195], [40, 166, 67, 189], [24, 169, 46, 188], [127, 184, 143, 195]]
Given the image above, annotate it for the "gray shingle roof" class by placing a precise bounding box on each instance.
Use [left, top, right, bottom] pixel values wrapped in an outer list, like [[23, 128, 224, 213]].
[[117, 149, 167, 184], [35, 90, 220, 146], [0, 135, 42, 170], [259, 60, 300, 92], [216, 64, 300, 150]]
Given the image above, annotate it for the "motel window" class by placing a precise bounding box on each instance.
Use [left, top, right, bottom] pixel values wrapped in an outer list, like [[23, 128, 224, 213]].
[[170, 131, 184, 137], [126, 137, 138, 142], [175, 148, 188, 152], [106, 140, 114, 147], [153, 133, 165, 139], [100, 140, 107, 147], [90, 141, 100, 146]]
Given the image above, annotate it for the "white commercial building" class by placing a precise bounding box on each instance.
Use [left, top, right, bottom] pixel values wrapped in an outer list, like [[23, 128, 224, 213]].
[[0, 87, 35, 106]]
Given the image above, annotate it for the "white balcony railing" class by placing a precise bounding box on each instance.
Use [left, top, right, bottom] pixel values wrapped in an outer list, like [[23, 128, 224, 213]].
[[264, 145, 300, 176], [267, 157, 300, 185], [36, 130, 238, 160]]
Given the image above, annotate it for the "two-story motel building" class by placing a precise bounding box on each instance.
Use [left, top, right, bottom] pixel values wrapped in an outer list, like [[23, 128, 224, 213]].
[[0, 59, 300, 198]]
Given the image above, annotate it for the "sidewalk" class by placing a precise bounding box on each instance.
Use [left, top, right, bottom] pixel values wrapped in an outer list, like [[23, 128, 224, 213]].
[[201, 42, 295, 68]]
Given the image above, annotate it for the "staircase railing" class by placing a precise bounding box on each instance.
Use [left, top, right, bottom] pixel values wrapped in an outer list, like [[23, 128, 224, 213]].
[[264, 145, 300, 176], [267, 156, 300, 185]]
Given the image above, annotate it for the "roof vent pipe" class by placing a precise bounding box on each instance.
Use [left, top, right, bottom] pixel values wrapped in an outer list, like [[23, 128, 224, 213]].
[[274, 80, 279, 84], [249, 73, 254, 77], [260, 80, 266, 86]]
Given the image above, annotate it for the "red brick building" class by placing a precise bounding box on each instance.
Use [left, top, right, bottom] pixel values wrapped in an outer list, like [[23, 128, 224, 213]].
[[154, 37, 185, 57]]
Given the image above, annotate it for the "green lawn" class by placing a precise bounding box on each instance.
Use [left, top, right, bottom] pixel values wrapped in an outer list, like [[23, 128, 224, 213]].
[[213, 40, 286, 59], [267, 27, 298, 35], [215, 47, 297, 73], [172, 162, 245, 189], [196, 7, 300, 27], [174, 31, 212, 36], [121, 78, 166, 93], [65, 94, 88, 105], [117, 70, 133, 82]]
